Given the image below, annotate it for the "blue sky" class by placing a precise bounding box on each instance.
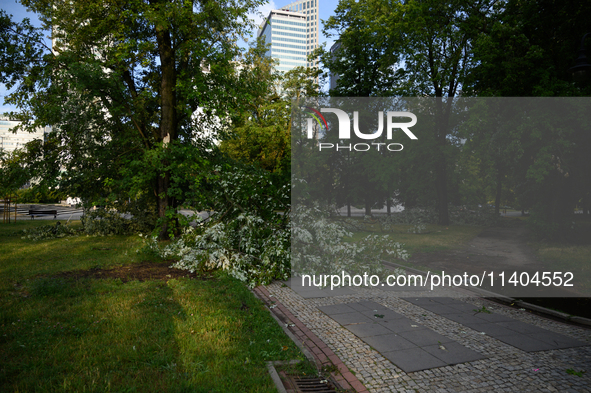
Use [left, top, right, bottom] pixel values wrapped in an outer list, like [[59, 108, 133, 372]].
[[0, 0, 339, 114]]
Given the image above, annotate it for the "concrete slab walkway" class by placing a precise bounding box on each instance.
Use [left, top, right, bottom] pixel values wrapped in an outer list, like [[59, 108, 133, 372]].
[[257, 282, 591, 392]]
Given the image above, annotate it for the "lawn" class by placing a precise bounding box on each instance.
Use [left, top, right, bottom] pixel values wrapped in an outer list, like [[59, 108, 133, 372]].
[[344, 220, 484, 255], [533, 241, 591, 295], [0, 221, 311, 392]]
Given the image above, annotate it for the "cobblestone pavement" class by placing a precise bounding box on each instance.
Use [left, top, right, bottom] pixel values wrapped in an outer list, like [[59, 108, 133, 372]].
[[265, 282, 591, 392]]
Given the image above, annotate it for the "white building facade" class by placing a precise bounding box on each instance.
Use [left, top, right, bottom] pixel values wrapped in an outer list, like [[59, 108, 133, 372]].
[[257, 0, 319, 73], [0, 119, 46, 153]]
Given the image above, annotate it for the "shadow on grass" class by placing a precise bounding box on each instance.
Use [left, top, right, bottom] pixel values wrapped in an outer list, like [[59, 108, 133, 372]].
[[1, 273, 304, 392]]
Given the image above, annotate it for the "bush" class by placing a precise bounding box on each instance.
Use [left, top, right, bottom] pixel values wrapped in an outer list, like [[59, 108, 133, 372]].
[[20, 222, 78, 240], [378, 206, 498, 230], [145, 166, 411, 287], [291, 204, 408, 281], [407, 223, 427, 234], [80, 200, 157, 236], [528, 206, 575, 241], [17, 185, 65, 204], [155, 164, 290, 287]]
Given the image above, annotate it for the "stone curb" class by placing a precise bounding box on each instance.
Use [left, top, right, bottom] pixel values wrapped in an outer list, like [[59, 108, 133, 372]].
[[266, 361, 288, 393], [384, 260, 591, 328], [253, 285, 369, 393]]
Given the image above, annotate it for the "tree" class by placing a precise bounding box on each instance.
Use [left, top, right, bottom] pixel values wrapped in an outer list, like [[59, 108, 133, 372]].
[[1, 0, 263, 238], [315, 0, 403, 215], [466, 0, 591, 238], [319, 0, 400, 97], [383, 0, 494, 225], [0, 148, 31, 205], [318, 0, 494, 224]]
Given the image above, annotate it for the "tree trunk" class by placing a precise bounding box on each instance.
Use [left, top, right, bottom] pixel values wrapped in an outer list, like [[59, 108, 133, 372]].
[[495, 164, 502, 217], [435, 160, 449, 225], [435, 99, 450, 226], [154, 16, 177, 240]]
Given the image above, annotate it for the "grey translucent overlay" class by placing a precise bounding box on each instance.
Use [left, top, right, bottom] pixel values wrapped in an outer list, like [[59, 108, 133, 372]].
[[291, 97, 591, 298]]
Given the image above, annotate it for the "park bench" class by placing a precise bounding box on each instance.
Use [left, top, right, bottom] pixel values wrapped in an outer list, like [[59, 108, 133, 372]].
[[28, 209, 58, 219]]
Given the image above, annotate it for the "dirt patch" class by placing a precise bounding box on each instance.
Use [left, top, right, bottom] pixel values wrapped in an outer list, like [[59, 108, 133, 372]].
[[49, 262, 199, 282]]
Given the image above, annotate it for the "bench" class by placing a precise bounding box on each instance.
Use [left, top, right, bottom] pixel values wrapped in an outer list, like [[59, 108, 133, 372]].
[[29, 210, 58, 219]]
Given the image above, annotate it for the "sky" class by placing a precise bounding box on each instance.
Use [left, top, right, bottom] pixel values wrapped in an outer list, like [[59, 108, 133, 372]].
[[0, 0, 340, 114]]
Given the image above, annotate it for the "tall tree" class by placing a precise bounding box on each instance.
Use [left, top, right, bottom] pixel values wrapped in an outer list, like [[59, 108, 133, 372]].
[[220, 49, 323, 177], [319, 0, 400, 97], [383, 0, 493, 225], [318, 0, 494, 224], [1, 0, 262, 238], [466, 0, 591, 238]]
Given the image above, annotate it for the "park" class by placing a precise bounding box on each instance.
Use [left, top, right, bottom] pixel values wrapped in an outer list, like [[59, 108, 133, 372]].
[[1, 0, 591, 391]]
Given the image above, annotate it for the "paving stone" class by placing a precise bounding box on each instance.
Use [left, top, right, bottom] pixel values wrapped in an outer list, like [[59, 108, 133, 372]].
[[290, 288, 328, 298], [360, 309, 407, 321], [473, 312, 515, 323], [357, 300, 389, 311], [403, 297, 439, 306], [363, 333, 416, 352], [330, 311, 374, 326], [347, 302, 373, 312], [381, 347, 447, 373], [397, 329, 454, 347], [318, 303, 358, 315], [422, 342, 486, 364], [441, 313, 485, 325], [374, 317, 426, 333], [264, 283, 591, 393], [345, 322, 394, 338], [419, 304, 463, 315], [494, 334, 559, 352], [496, 321, 550, 335], [462, 322, 518, 337], [327, 287, 356, 296], [448, 302, 484, 313], [525, 332, 588, 349]]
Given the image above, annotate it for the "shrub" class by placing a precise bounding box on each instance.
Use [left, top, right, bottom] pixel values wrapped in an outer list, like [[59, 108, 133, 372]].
[[80, 200, 157, 236], [407, 223, 427, 234], [378, 205, 498, 230], [20, 222, 78, 240], [147, 167, 411, 287], [291, 204, 408, 281], [158, 164, 290, 287]]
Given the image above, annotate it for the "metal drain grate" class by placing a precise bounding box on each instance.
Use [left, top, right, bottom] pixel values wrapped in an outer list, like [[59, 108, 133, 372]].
[[293, 377, 337, 392]]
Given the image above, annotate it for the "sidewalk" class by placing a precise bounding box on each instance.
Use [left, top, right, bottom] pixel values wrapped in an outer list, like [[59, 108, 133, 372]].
[[256, 281, 591, 392]]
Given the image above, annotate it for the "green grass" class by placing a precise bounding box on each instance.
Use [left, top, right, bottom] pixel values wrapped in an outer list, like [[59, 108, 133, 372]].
[[0, 221, 148, 282], [0, 221, 311, 392], [346, 223, 483, 255], [529, 219, 591, 294], [534, 243, 591, 294]]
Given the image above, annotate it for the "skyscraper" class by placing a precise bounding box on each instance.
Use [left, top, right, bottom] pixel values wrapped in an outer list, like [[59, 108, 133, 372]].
[[257, 0, 319, 73], [0, 118, 46, 153]]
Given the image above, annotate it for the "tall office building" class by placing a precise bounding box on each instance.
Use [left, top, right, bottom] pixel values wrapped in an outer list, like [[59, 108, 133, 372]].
[[329, 41, 341, 91], [0, 118, 46, 153], [257, 0, 319, 73]]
